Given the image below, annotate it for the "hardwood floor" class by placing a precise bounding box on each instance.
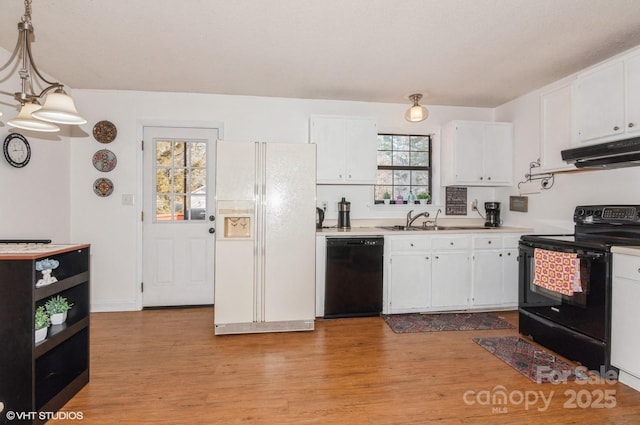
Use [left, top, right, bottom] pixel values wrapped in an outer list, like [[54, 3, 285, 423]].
[[59, 308, 640, 424]]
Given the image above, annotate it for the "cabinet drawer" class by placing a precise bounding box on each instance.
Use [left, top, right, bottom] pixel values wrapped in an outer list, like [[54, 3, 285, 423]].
[[614, 254, 640, 281], [503, 235, 521, 249], [388, 237, 431, 252], [473, 236, 502, 249], [432, 236, 470, 250]]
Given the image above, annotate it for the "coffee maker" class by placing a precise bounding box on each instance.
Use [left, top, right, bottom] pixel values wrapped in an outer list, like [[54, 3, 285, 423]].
[[484, 202, 501, 227], [337, 197, 351, 229]]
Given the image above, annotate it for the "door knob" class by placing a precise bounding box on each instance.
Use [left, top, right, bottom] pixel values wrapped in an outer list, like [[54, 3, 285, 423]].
[[209, 215, 215, 222], [209, 228, 215, 234]]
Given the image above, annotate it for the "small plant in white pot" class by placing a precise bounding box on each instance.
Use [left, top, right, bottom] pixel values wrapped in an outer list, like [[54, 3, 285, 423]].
[[35, 306, 50, 343], [417, 192, 431, 204], [383, 191, 391, 205], [45, 295, 73, 325]]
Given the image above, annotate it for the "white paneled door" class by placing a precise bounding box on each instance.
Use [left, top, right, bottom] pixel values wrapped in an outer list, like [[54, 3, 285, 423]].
[[142, 126, 218, 307]]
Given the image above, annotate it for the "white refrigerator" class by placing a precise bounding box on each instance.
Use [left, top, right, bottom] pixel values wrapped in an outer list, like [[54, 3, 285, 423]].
[[214, 141, 317, 335]]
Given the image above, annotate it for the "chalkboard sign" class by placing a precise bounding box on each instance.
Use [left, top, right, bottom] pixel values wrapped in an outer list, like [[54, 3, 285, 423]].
[[445, 187, 467, 215]]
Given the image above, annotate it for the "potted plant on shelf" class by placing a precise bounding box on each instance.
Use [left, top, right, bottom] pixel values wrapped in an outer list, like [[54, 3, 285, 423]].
[[417, 192, 431, 204], [35, 306, 50, 343], [383, 191, 391, 205], [45, 295, 74, 325]]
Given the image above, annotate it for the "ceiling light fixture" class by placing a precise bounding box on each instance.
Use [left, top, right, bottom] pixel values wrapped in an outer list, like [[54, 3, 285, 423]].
[[405, 93, 428, 123], [0, 0, 86, 133]]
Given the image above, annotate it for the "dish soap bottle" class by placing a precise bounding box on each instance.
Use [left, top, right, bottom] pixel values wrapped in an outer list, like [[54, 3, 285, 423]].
[[407, 191, 415, 204]]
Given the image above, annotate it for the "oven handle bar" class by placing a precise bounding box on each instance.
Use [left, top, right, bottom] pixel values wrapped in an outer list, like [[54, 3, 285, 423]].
[[519, 241, 606, 260]]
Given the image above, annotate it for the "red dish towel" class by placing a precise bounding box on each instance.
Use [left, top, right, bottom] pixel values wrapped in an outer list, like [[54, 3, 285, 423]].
[[533, 248, 582, 296]]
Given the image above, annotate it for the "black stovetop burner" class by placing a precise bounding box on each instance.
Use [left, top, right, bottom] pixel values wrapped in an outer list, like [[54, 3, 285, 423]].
[[521, 205, 640, 252]]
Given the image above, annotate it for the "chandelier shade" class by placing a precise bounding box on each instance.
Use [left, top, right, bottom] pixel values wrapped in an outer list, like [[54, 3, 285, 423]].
[[32, 91, 87, 125], [405, 93, 429, 122], [7, 102, 60, 132], [0, 0, 85, 132]]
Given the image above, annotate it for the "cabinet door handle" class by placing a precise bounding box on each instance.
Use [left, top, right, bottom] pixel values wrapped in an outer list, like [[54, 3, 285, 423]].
[[435, 256, 439, 259], [410, 243, 414, 247], [426, 256, 430, 260], [479, 176, 483, 180], [499, 253, 503, 257], [629, 123, 635, 128], [450, 242, 454, 246], [507, 252, 511, 256], [348, 174, 352, 179], [488, 241, 492, 244], [487, 176, 492, 180], [614, 126, 620, 131]]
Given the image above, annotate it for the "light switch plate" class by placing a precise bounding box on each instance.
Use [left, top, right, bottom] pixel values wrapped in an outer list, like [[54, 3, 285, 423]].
[[122, 194, 135, 205]]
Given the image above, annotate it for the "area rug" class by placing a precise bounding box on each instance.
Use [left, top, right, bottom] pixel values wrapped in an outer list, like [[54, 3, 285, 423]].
[[474, 336, 588, 383], [383, 312, 515, 333]]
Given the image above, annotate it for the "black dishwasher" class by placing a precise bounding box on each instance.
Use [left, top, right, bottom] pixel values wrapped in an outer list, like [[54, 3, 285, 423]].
[[324, 237, 384, 318]]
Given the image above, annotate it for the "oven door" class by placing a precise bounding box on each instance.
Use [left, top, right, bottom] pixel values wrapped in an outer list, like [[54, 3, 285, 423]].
[[519, 239, 611, 342]]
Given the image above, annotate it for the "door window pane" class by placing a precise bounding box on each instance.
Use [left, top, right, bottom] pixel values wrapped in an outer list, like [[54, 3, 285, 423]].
[[153, 139, 207, 222]]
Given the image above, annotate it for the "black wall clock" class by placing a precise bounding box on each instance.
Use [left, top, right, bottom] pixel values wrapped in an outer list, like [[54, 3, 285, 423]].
[[3, 133, 31, 168]]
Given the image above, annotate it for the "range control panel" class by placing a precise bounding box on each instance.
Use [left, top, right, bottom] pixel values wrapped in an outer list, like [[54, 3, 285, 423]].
[[574, 205, 640, 224]]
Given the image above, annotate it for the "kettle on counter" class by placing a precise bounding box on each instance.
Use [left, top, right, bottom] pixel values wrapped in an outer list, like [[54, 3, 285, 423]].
[[316, 207, 325, 229]]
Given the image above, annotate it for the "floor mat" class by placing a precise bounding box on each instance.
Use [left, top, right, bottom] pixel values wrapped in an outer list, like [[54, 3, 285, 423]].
[[383, 312, 515, 333], [473, 336, 588, 382]]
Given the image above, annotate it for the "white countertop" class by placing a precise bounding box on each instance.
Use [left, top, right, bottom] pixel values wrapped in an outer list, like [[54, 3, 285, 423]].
[[317, 225, 533, 237], [611, 246, 640, 257]]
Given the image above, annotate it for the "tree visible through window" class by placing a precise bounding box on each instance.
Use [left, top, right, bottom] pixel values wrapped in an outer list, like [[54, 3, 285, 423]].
[[375, 134, 432, 204], [154, 139, 207, 221]]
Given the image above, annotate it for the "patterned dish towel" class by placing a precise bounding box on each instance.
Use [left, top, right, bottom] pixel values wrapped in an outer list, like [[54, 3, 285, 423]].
[[533, 248, 582, 296]]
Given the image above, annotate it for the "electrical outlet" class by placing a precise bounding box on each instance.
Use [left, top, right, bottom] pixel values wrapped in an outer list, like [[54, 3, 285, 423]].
[[321, 201, 328, 212], [472, 199, 478, 211]]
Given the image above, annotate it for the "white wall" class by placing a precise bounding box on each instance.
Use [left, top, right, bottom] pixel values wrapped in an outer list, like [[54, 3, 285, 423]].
[[67, 90, 494, 311], [494, 78, 640, 234], [0, 49, 72, 243]]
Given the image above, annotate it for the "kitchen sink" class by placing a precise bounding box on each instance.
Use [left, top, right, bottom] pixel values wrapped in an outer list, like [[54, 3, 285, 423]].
[[377, 225, 422, 231], [378, 225, 494, 231], [429, 226, 493, 230]]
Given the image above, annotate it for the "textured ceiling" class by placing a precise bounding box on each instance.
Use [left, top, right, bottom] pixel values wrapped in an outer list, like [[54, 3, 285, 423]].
[[1, 0, 640, 107]]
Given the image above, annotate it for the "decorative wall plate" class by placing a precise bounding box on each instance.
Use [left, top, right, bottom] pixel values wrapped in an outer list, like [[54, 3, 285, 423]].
[[93, 120, 117, 143], [92, 149, 117, 172], [93, 178, 114, 197]]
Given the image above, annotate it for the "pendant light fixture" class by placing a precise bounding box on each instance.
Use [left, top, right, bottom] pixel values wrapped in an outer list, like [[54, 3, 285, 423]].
[[405, 93, 429, 122], [0, 0, 86, 133]]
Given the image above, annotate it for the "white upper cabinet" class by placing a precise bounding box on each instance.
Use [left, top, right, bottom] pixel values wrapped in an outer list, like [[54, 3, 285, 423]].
[[442, 121, 513, 186], [573, 50, 640, 145], [310, 115, 377, 184], [540, 82, 574, 172], [625, 53, 640, 137]]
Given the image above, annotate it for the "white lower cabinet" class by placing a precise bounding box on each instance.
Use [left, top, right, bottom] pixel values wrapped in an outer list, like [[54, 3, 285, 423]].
[[431, 251, 470, 310], [611, 253, 640, 392], [389, 254, 432, 313], [385, 233, 521, 314], [431, 235, 471, 310], [387, 237, 432, 313], [472, 250, 504, 307], [502, 248, 519, 306], [471, 235, 521, 309]]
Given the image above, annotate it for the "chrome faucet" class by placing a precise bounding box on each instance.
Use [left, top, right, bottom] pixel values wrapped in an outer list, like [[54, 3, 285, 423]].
[[406, 210, 430, 228], [433, 208, 442, 228], [421, 208, 442, 229]]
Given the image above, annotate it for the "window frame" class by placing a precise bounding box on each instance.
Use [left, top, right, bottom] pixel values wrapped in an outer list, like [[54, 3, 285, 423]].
[[375, 133, 433, 204]]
